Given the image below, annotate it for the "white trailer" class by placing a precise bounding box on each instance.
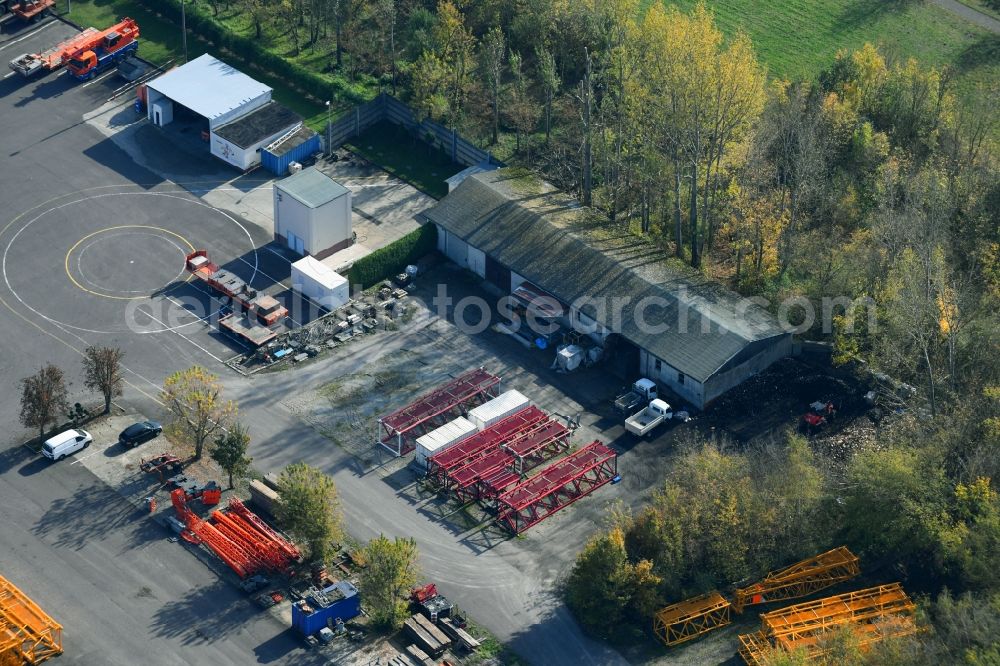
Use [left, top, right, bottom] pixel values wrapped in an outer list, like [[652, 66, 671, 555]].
[[290, 255, 349, 311], [414, 417, 477, 470], [467, 390, 530, 430]]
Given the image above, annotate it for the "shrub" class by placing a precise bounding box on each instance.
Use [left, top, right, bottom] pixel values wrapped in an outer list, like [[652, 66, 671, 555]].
[[348, 224, 437, 289]]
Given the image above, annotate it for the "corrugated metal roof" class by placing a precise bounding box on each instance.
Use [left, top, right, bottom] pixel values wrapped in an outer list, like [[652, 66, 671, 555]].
[[276, 167, 350, 208], [291, 256, 347, 290], [416, 417, 477, 453], [147, 54, 271, 120], [424, 169, 790, 383]]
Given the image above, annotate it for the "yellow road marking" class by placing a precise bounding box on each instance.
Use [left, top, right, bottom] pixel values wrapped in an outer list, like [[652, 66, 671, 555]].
[[63, 225, 195, 300]]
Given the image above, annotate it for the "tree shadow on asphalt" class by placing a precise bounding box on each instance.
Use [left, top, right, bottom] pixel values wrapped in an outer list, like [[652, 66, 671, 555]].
[[0, 444, 34, 475], [148, 579, 258, 645], [254, 629, 328, 665], [33, 480, 142, 550]]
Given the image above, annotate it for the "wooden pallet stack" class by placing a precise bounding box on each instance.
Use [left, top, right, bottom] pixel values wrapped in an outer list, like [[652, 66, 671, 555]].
[[404, 613, 452, 658]]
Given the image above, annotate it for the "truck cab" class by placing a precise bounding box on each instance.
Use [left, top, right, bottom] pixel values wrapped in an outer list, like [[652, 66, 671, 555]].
[[66, 51, 96, 78], [613, 378, 658, 416]]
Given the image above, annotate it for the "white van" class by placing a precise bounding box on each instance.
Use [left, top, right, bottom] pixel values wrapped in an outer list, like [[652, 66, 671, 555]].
[[41, 429, 92, 461]]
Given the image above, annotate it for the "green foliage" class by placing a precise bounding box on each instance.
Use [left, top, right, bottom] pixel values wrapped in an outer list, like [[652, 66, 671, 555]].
[[564, 527, 659, 643], [161, 366, 236, 460], [275, 463, 343, 564], [357, 535, 420, 629], [210, 422, 253, 489], [19, 364, 70, 439], [347, 224, 437, 289], [567, 433, 830, 642]]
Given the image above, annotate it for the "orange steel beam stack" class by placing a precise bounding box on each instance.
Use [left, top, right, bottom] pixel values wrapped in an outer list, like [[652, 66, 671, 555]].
[[732, 546, 860, 613], [0, 575, 63, 665], [653, 591, 732, 647], [737, 583, 918, 665]]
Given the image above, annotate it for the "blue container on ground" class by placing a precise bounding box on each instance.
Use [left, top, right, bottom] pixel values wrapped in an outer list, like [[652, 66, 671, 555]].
[[292, 580, 361, 636], [262, 131, 322, 176]]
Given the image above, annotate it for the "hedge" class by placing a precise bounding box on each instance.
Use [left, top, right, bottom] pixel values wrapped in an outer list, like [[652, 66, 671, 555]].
[[132, 0, 371, 105], [348, 224, 438, 290]]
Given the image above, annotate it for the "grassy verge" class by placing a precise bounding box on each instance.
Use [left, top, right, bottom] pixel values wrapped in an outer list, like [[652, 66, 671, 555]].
[[345, 121, 462, 199], [63, 1, 330, 131]]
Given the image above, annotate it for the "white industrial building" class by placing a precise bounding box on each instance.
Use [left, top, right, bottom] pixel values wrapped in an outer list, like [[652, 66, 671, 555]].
[[290, 255, 349, 311], [274, 167, 353, 259], [425, 169, 794, 410], [145, 54, 302, 171]]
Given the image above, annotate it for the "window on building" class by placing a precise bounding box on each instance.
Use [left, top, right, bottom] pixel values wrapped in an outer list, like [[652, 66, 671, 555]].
[[678, 372, 685, 385], [654, 359, 662, 372]]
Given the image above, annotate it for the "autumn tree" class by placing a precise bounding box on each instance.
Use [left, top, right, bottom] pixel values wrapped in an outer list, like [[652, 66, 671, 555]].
[[275, 462, 343, 564], [480, 26, 506, 144], [210, 422, 253, 490], [20, 364, 70, 439], [357, 535, 420, 629], [161, 366, 236, 460], [82, 345, 124, 414]]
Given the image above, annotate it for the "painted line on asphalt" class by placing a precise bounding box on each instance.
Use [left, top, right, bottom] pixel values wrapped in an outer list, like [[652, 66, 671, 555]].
[[79, 69, 116, 89], [70, 449, 102, 465], [3, 71, 15, 79], [0, 20, 56, 51], [134, 302, 225, 364]]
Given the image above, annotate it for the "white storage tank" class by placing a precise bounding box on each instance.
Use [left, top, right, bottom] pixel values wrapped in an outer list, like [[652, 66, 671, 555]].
[[414, 417, 477, 470], [467, 390, 531, 431], [290, 255, 349, 311]]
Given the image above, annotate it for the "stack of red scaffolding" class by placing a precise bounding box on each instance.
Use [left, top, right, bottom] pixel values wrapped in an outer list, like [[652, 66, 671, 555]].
[[172, 490, 301, 578], [427, 406, 572, 503], [377, 368, 501, 456], [496, 441, 618, 535]]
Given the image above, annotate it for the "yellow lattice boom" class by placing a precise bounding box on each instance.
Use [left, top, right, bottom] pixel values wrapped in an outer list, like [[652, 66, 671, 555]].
[[653, 591, 732, 647], [737, 583, 918, 665], [732, 546, 860, 613], [0, 575, 63, 665]]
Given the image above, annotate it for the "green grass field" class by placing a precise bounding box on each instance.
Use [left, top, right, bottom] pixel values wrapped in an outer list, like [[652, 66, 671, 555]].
[[647, 0, 998, 98], [345, 121, 461, 199], [63, 1, 330, 130]]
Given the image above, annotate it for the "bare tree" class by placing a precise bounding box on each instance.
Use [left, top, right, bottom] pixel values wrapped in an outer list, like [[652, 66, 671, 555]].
[[20, 364, 70, 439], [82, 346, 124, 414], [536, 47, 559, 144]]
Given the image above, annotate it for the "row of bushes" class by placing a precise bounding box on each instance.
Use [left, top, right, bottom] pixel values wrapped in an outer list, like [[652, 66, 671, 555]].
[[348, 224, 438, 290], [132, 0, 371, 105]]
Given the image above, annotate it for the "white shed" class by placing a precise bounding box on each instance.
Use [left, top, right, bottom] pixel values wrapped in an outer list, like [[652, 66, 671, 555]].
[[274, 167, 353, 260], [414, 417, 477, 470], [290, 256, 349, 311]]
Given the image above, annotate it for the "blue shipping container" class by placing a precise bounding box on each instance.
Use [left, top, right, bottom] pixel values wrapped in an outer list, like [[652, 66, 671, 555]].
[[292, 581, 361, 636], [262, 131, 322, 176]]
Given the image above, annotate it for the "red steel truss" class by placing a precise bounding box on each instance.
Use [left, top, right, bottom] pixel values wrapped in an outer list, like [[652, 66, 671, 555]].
[[479, 469, 522, 503], [427, 405, 546, 484], [496, 441, 617, 534], [505, 420, 570, 474], [377, 368, 501, 456], [449, 448, 515, 502], [171, 489, 300, 579]]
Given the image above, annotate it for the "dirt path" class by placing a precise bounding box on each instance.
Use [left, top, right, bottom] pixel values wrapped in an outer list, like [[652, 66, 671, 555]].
[[931, 0, 1000, 33]]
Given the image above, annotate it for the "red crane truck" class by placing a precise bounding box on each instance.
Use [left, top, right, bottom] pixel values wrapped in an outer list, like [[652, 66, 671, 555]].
[[0, 0, 55, 29], [66, 17, 139, 80], [9, 18, 138, 78]]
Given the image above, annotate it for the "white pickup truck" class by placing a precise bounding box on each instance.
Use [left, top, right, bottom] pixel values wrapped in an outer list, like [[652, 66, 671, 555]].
[[625, 399, 673, 437]]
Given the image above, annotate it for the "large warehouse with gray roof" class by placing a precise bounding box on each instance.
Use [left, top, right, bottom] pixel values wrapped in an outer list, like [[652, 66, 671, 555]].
[[424, 169, 793, 409]]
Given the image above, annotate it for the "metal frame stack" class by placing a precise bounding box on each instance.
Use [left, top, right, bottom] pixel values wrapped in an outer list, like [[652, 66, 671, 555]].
[[732, 546, 860, 613], [426, 406, 546, 486], [0, 575, 62, 665], [496, 441, 618, 534], [171, 490, 301, 578], [377, 368, 501, 456], [652, 592, 732, 647], [737, 583, 918, 665]]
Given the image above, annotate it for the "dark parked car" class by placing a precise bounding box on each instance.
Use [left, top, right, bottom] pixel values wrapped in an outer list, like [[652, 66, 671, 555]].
[[118, 420, 162, 448]]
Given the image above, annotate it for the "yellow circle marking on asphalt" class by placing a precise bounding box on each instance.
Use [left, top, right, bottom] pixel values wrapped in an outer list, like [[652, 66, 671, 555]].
[[64, 225, 195, 300]]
